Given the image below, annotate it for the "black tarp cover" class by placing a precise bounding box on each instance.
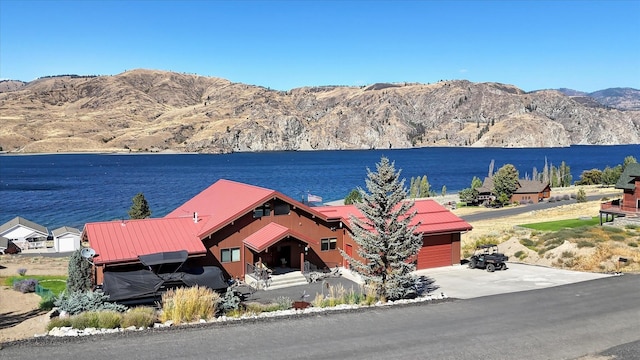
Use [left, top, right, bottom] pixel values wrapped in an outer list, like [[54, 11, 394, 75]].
[[139, 250, 188, 267], [102, 251, 227, 302]]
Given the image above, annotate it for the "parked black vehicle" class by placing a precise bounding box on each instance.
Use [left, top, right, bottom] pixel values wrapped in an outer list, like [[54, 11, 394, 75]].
[[468, 244, 508, 272]]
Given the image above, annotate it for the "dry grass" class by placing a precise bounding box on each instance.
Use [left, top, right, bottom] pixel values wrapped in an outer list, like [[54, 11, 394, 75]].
[[159, 286, 219, 324]]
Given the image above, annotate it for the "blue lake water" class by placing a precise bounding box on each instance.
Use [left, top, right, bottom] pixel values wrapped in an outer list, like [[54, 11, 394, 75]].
[[0, 145, 638, 231]]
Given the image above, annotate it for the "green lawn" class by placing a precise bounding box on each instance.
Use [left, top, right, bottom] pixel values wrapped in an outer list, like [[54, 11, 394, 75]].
[[5, 275, 67, 296], [519, 217, 600, 231]]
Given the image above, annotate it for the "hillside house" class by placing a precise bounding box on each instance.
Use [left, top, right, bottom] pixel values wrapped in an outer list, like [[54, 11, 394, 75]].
[[477, 177, 551, 205], [0, 217, 50, 251], [83, 179, 472, 287], [600, 163, 640, 224]]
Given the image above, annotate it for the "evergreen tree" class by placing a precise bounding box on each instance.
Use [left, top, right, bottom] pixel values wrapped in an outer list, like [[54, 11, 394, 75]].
[[67, 249, 92, 293], [542, 157, 550, 184], [559, 161, 572, 187], [471, 176, 483, 190], [493, 164, 519, 205], [340, 157, 423, 301], [622, 156, 637, 171], [409, 177, 418, 198], [419, 175, 430, 197], [128, 192, 152, 219], [441, 185, 447, 197]]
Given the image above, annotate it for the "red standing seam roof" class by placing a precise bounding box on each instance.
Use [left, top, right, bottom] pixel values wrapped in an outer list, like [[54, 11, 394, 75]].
[[316, 199, 472, 234], [243, 223, 289, 252], [166, 179, 330, 238], [84, 217, 208, 265], [243, 223, 320, 252]]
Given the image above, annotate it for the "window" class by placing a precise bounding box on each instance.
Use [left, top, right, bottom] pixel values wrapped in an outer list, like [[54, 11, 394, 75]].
[[253, 203, 271, 218], [221, 248, 240, 262], [274, 201, 290, 215], [321, 237, 337, 251]]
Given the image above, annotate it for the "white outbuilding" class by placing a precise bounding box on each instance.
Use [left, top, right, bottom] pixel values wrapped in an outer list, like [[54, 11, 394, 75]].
[[52, 226, 81, 253]]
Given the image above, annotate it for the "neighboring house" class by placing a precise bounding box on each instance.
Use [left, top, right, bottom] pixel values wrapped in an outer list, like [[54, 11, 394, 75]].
[[0, 236, 21, 254], [52, 226, 82, 253], [477, 177, 551, 204], [0, 216, 49, 251], [600, 163, 640, 223], [84, 179, 472, 286]]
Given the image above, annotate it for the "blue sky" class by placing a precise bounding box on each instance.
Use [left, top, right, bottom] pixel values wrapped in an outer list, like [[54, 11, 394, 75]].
[[1, 1, 638, 92]]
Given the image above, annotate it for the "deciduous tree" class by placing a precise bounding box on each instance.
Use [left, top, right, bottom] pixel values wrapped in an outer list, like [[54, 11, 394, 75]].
[[492, 164, 519, 204], [344, 188, 363, 205], [341, 157, 423, 301]]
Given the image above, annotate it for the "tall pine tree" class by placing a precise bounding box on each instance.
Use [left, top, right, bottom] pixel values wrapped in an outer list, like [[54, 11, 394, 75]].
[[341, 157, 423, 301], [128, 192, 152, 219], [67, 249, 93, 293]]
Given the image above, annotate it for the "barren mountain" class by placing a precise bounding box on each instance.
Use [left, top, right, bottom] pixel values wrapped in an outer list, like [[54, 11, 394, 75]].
[[0, 69, 638, 153], [556, 87, 640, 111], [0, 80, 26, 93]]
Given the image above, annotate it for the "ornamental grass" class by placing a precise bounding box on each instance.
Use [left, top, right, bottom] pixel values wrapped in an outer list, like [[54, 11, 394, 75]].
[[160, 286, 219, 324], [121, 306, 158, 328]]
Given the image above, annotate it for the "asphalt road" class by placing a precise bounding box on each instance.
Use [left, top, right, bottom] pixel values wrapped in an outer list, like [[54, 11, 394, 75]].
[[3, 275, 639, 360], [458, 193, 615, 222]]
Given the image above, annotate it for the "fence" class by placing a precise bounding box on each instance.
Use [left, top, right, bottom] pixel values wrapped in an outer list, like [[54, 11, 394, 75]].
[[35, 283, 54, 299]]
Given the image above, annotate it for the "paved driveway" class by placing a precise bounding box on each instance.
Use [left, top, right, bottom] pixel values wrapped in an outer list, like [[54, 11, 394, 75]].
[[246, 263, 611, 303], [416, 262, 612, 299]]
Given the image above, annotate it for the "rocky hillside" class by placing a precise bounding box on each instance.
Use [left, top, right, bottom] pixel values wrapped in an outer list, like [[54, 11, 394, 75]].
[[0, 69, 638, 153], [556, 87, 640, 111]]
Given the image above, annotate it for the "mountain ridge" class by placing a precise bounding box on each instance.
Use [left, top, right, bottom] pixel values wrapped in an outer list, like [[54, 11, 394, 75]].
[[0, 69, 638, 153]]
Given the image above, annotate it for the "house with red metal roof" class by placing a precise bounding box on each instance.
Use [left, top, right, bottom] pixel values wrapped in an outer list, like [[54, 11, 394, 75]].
[[84, 179, 472, 286]]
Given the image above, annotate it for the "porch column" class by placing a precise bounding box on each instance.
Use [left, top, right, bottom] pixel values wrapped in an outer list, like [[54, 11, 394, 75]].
[[300, 252, 304, 272]]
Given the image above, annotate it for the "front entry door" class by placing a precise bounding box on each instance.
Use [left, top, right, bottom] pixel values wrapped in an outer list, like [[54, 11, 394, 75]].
[[279, 246, 291, 267]]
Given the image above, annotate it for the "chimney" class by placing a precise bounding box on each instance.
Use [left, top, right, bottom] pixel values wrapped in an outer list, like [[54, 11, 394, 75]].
[[193, 212, 198, 223]]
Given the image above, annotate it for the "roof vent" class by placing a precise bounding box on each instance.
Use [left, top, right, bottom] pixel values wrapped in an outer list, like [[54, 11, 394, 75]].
[[193, 212, 198, 223]]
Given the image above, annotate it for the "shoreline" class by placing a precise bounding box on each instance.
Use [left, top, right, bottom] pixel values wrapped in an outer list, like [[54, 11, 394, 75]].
[[1, 143, 637, 157]]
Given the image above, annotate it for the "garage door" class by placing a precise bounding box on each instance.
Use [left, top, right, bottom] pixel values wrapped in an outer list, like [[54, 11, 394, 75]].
[[416, 237, 452, 269]]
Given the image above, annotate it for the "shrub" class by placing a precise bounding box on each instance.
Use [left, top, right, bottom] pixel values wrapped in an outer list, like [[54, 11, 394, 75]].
[[160, 286, 219, 324], [602, 226, 623, 234], [361, 288, 379, 306], [344, 287, 363, 304], [312, 293, 328, 308], [576, 188, 587, 203], [519, 238, 536, 249], [561, 251, 575, 259], [570, 193, 577, 199], [17, 268, 27, 276], [54, 310, 124, 330], [577, 240, 595, 248], [562, 194, 570, 200], [39, 296, 56, 311], [610, 235, 626, 242], [625, 224, 639, 230], [70, 311, 101, 329], [13, 278, 38, 293], [121, 307, 157, 328], [629, 242, 638, 248], [514, 250, 527, 260], [219, 288, 242, 313], [273, 296, 292, 310], [46, 317, 73, 331], [54, 291, 127, 315]]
